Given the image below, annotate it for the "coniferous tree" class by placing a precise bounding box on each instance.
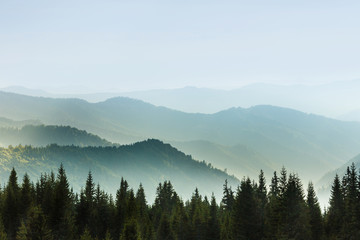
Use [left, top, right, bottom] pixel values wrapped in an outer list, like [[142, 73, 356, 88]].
[[52, 164, 72, 239], [342, 163, 360, 238], [136, 184, 153, 240], [19, 173, 33, 220], [207, 194, 220, 240], [307, 182, 323, 240], [115, 178, 129, 238], [279, 173, 310, 239], [3, 168, 21, 240], [221, 180, 234, 211], [265, 171, 281, 239], [80, 227, 93, 240], [256, 170, 267, 239], [0, 219, 7, 240], [157, 213, 174, 240], [16, 206, 53, 240], [120, 218, 141, 240], [326, 174, 344, 238], [232, 177, 259, 240], [171, 199, 189, 240]]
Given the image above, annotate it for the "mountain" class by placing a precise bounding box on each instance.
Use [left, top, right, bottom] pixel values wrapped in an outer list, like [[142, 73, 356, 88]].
[[0, 124, 113, 147], [315, 153, 360, 207], [169, 140, 275, 178], [0, 116, 42, 128], [0, 139, 238, 202], [1, 91, 360, 182], [318, 153, 360, 189], [4, 80, 360, 120], [118, 80, 360, 120]]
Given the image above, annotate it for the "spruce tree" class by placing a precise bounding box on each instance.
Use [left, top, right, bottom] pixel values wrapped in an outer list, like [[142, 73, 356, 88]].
[[326, 174, 344, 238], [221, 180, 234, 211], [3, 168, 21, 239], [306, 182, 323, 240], [19, 173, 33, 219], [52, 164, 72, 238], [207, 194, 220, 240], [232, 177, 259, 240]]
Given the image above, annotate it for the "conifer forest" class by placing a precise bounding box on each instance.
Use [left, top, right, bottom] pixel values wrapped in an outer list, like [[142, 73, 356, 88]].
[[0, 163, 358, 240]]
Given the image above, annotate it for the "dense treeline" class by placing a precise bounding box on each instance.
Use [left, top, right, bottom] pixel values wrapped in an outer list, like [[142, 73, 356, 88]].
[[0, 125, 112, 147], [0, 164, 358, 240], [0, 140, 238, 202]]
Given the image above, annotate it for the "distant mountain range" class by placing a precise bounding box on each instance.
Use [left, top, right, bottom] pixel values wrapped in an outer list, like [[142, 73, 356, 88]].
[[1, 91, 360, 183], [3, 80, 360, 121]]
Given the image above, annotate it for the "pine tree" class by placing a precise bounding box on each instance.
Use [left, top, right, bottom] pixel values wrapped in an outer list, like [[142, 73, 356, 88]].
[[221, 180, 234, 211], [278, 173, 310, 239], [232, 177, 259, 240], [307, 182, 323, 240], [157, 213, 174, 240], [52, 164, 72, 238], [115, 178, 129, 238], [120, 218, 140, 240], [19, 173, 33, 219], [80, 228, 93, 240], [256, 170, 267, 239], [3, 168, 21, 239], [16, 206, 53, 240], [342, 163, 360, 238], [16, 222, 27, 240], [207, 194, 220, 240], [0, 219, 7, 240], [326, 174, 344, 238], [171, 199, 189, 240]]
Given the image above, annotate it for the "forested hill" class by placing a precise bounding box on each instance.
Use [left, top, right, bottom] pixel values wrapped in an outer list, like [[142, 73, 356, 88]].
[[0, 139, 239, 201], [2, 91, 360, 183], [0, 125, 113, 147]]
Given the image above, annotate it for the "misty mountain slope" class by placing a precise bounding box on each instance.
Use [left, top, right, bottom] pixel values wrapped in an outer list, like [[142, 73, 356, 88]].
[[0, 125, 113, 147], [2, 91, 360, 181], [318, 153, 360, 188], [0, 91, 140, 143], [0, 117, 42, 128], [7, 80, 360, 120], [169, 140, 275, 178], [117, 80, 360, 120], [316, 153, 360, 207], [0, 139, 239, 201]]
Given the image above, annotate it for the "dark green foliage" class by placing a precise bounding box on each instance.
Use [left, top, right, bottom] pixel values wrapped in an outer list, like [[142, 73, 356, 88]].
[[307, 182, 323, 240], [0, 164, 358, 239], [3, 168, 21, 239], [18, 206, 53, 240], [232, 178, 260, 240], [325, 174, 344, 238], [0, 141, 239, 204]]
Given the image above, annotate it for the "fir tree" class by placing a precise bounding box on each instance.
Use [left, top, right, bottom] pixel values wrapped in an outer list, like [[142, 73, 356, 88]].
[[3, 168, 21, 239], [326, 174, 344, 238], [306, 182, 323, 240]]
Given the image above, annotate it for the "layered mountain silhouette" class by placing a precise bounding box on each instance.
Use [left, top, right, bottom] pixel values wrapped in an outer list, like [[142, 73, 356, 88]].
[[0, 138, 238, 201], [1, 91, 360, 182]]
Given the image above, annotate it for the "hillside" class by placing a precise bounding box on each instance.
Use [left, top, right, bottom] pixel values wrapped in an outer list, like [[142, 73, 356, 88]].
[[1, 91, 360, 181], [318, 154, 360, 188], [0, 139, 239, 201], [0, 124, 113, 147]]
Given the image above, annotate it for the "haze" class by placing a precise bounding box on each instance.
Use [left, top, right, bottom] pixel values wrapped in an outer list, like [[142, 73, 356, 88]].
[[1, 0, 360, 92]]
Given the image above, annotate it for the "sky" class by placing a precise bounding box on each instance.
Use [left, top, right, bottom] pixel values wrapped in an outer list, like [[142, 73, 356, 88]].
[[1, 0, 360, 93]]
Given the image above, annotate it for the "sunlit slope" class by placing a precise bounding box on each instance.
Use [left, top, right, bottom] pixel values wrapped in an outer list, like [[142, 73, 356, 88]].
[[0, 139, 238, 201]]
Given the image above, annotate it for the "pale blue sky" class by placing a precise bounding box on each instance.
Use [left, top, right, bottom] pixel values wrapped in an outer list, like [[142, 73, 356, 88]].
[[1, 0, 359, 92]]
